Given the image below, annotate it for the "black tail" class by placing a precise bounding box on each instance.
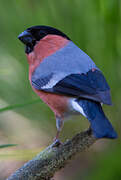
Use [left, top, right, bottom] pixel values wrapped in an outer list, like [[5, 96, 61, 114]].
[[77, 99, 117, 139]]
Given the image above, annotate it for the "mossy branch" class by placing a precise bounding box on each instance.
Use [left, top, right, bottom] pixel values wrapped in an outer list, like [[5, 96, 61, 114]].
[[7, 129, 97, 180]]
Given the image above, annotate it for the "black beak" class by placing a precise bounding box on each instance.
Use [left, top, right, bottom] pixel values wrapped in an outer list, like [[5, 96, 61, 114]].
[[18, 31, 33, 45]]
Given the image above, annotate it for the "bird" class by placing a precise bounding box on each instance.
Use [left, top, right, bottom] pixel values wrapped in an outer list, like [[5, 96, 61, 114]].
[[18, 25, 117, 142]]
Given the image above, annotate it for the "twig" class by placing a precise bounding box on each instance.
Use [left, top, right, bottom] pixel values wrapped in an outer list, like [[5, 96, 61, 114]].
[[7, 129, 97, 180]]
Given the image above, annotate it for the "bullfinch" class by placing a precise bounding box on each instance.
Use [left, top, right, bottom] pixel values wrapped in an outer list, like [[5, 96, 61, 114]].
[[18, 25, 117, 141]]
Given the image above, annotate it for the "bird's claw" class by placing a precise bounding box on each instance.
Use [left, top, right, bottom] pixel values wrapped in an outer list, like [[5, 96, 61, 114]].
[[51, 139, 62, 148]]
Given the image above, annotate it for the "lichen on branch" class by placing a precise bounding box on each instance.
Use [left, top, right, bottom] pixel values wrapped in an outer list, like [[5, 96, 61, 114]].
[[7, 129, 96, 180]]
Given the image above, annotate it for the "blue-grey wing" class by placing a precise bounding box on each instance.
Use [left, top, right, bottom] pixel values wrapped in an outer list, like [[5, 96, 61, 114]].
[[31, 41, 112, 105], [32, 69, 112, 105]]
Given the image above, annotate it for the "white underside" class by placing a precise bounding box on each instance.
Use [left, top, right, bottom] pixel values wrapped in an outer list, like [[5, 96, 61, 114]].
[[70, 98, 86, 117]]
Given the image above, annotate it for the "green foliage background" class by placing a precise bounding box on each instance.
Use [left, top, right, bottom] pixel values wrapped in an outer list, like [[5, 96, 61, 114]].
[[0, 0, 121, 179]]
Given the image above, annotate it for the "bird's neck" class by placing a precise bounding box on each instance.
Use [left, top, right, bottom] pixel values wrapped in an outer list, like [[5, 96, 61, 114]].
[[26, 35, 69, 82], [26, 35, 69, 72]]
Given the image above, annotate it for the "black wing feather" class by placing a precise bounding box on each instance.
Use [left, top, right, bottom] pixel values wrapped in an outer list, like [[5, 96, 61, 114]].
[[32, 69, 112, 105], [54, 70, 109, 94], [51, 70, 112, 105]]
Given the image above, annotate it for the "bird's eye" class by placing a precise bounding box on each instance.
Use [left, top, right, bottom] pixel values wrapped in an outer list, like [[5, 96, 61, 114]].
[[36, 30, 47, 41], [31, 30, 46, 41]]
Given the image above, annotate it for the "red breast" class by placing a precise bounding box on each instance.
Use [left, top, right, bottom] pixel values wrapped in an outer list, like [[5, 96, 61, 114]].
[[26, 35, 69, 81], [26, 34, 69, 117], [33, 89, 70, 117]]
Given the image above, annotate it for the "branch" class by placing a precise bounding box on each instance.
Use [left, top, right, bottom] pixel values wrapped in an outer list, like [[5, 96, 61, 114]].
[[7, 129, 97, 180]]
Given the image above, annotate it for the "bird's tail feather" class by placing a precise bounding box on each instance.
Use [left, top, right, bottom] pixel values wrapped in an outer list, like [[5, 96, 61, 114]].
[[76, 99, 117, 139]]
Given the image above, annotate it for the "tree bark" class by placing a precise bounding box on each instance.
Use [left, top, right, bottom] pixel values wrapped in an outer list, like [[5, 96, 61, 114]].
[[7, 129, 97, 180]]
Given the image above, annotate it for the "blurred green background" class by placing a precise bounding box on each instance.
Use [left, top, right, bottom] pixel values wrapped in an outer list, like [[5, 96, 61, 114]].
[[0, 0, 121, 179]]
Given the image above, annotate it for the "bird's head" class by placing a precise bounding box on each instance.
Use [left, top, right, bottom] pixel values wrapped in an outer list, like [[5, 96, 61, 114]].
[[18, 25, 70, 54]]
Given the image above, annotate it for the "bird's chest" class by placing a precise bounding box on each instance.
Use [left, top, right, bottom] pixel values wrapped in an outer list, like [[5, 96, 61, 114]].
[[29, 64, 70, 117], [32, 88, 70, 117]]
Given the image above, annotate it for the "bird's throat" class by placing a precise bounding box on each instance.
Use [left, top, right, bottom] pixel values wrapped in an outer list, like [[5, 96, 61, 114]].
[[26, 35, 69, 65]]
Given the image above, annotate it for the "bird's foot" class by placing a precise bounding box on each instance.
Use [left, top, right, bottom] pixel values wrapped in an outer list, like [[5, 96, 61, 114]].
[[51, 138, 62, 148]]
